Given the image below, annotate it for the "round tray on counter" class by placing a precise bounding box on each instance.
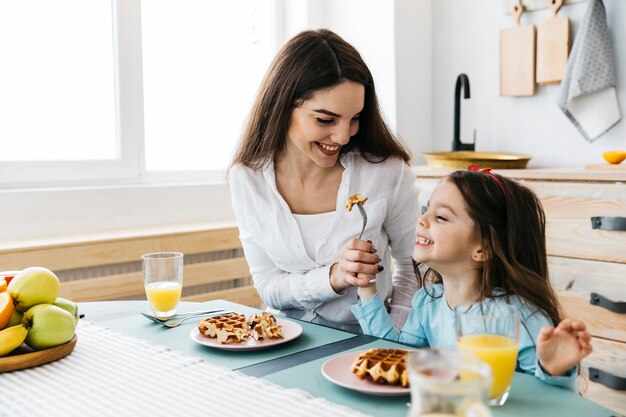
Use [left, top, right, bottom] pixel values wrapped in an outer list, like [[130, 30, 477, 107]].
[[0, 335, 77, 373]]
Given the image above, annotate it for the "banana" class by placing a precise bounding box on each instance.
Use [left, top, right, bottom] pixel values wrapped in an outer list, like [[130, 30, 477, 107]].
[[0, 324, 28, 357]]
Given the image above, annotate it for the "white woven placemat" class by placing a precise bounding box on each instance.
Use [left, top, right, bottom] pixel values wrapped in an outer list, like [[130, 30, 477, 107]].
[[0, 321, 369, 417]]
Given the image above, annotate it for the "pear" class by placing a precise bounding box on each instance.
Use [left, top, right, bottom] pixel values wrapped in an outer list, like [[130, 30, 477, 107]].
[[53, 297, 80, 324], [22, 304, 76, 350], [7, 309, 23, 327], [8, 267, 60, 312]]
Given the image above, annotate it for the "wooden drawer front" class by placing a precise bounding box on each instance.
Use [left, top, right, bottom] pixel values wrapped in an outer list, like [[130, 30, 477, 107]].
[[579, 338, 626, 416], [526, 182, 626, 263], [549, 257, 626, 342]]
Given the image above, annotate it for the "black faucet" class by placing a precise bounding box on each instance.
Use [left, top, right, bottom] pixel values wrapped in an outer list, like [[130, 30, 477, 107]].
[[452, 74, 475, 151]]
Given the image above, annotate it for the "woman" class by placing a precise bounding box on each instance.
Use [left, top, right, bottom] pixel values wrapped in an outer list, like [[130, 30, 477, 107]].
[[229, 29, 418, 332]]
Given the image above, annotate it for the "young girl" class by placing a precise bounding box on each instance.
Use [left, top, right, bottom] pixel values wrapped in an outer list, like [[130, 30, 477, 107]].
[[351, 168, 592, 390]]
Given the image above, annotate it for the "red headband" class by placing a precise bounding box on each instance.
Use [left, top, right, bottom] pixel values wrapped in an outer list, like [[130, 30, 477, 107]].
[[467, 165, 505, 193]]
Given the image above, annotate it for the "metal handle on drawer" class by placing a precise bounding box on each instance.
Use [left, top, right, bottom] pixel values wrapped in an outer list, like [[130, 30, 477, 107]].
[[590, 216, 626, 231], [589, 367, 626, 391], [590, 293, 626, 314]]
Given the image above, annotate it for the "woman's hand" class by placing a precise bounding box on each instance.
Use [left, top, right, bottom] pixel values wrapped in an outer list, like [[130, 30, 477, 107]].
[[329, 238, 382, 293], [536, 318, 592, 376]]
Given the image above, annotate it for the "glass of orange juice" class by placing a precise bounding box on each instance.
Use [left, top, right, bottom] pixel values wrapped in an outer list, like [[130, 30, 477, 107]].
[[455, 304, 520, 407], [406, 349, 493, 417], [142, 252, 183, 319]]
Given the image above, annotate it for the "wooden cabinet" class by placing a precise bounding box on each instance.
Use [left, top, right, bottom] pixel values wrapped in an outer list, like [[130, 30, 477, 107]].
[[415, 167, 626, 415]]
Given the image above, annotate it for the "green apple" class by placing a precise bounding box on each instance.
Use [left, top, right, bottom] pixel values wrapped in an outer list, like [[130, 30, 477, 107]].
[[7, 309, 23, 327], [22, 304, 76, 350], [8, 267, 60, 312], [53, 297, 79, 324]]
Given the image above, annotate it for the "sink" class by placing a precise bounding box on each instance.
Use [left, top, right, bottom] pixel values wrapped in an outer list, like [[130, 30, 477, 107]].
[[423, 151, 531, 169]]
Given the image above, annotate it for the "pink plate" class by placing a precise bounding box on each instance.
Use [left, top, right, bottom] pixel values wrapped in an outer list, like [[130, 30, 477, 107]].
[[321, 350, 411, 396], [189, 317, 303, 351]]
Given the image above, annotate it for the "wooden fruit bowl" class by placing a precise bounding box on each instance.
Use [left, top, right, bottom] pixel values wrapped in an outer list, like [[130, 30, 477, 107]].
[[0, 335, 77, 373]]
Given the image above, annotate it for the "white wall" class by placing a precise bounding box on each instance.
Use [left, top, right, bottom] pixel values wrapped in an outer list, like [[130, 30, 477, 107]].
[[394, 0, 432, 161], [425, 0, 625, 167], [302, 0, 398, 131]]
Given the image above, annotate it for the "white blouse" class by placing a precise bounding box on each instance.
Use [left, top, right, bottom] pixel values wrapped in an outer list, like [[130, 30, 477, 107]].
[[292, 211, 336, 260], [229, 152, 419, 331]]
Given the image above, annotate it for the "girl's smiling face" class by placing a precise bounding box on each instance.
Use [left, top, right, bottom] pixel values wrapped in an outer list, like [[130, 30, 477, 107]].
[[285, 80, 364, 168], [413, 179, 483, 274]]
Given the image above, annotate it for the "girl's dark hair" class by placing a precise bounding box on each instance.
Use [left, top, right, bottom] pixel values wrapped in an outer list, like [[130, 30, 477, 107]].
[[231, 29, 410, 169], [414, 170, 562, 326]]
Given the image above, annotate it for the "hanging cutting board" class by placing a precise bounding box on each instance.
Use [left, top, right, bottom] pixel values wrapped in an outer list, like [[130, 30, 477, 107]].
[[536, 0, 570, 85], [500, 4, 536, 96]]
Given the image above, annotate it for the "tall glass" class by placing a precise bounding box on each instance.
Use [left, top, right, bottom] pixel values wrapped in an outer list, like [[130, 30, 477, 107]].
[[406, 349, 493, 417], [455, 304, 520, 406], [142, 252, 183, 319]]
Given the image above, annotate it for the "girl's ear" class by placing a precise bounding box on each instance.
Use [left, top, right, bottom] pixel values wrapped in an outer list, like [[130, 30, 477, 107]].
[[472, 248, 487, 262]]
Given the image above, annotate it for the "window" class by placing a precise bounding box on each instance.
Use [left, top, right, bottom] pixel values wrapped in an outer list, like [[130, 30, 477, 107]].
[[0, 0, 278, 187], [141, 1, 276, 172]]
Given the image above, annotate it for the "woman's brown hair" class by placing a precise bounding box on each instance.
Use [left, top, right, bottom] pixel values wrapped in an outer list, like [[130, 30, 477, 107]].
[[231, 29, 410, 170], [415, 170, 562, 326]]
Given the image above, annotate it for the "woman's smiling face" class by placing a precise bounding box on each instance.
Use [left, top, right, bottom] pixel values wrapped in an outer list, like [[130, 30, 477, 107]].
[[413, 179, 482, 273], [285, 80, 364, 168]]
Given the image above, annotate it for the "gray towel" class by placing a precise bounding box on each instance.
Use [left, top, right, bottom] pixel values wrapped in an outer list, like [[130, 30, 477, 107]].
[[557, 0, 621, 142]]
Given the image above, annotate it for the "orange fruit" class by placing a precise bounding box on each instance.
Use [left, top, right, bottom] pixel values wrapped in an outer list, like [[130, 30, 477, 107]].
[[602, 151, 626, 164], [0, 278, 6, 292], [0, 292, 14, 329]]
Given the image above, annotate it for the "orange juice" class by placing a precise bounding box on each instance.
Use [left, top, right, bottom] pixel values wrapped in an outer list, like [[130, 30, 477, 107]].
[[145, 281, 182, 313], [457, 334, 518, 399]]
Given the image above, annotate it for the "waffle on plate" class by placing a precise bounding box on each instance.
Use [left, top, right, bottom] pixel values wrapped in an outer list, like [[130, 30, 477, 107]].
[[198, 312, 284, 344], [351, 348, 410, 387]]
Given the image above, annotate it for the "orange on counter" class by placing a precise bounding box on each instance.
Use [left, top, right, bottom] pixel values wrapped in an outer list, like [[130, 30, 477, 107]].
[[0, 278, 6, 292], [0, 292, 15, 329], [602, 151, 626, 164]]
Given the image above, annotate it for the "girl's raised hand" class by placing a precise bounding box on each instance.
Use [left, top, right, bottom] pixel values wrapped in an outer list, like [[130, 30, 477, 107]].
[[536, 318, 593, 376], [330, 238, 381, 293]]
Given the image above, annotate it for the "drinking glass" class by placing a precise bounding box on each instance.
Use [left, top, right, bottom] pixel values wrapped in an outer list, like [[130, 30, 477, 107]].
[[455, 304, 520, 406], [142, 252, 183, 319], [406, 348, 493, 417]]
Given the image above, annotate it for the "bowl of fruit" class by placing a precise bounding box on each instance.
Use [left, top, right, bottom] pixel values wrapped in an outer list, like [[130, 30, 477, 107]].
[[0, 267, 79, 372]]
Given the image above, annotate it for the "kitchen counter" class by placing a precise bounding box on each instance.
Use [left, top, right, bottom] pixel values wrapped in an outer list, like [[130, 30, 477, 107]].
[[413, 165, 626, 183]]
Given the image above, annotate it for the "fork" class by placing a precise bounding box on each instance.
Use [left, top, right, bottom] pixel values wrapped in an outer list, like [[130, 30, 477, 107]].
[[356, 202, 368, 240], [355, 203, 377, 284], [160, 311, 234, 328], [140, 308, 224, 323]]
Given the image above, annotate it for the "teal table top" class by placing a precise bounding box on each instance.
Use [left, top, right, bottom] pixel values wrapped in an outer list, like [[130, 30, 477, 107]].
[[79, 300, 615, 417], [265, 340, 613, 417], [79, 299, 356, 370]]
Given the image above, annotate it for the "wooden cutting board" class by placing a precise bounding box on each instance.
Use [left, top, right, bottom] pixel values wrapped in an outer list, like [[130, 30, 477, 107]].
[[500, 4, 536, 96], [536, 0, 570, 85], [0, 335, 77, 372], [585, 164, 626, 171]]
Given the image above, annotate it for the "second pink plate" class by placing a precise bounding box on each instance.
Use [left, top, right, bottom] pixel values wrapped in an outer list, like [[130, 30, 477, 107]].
[[321, 350, 411, 396]]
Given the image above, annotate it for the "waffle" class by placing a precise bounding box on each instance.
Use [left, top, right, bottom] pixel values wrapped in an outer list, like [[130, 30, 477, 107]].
[[351, 348, 409, 387], [249, 313, 282, 341], [247, 312, 277, 328], [198, 312, 284, 344], [197, 313, 247, 338], [216, 327, 249, 344], [346, 193, 368, 211]]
